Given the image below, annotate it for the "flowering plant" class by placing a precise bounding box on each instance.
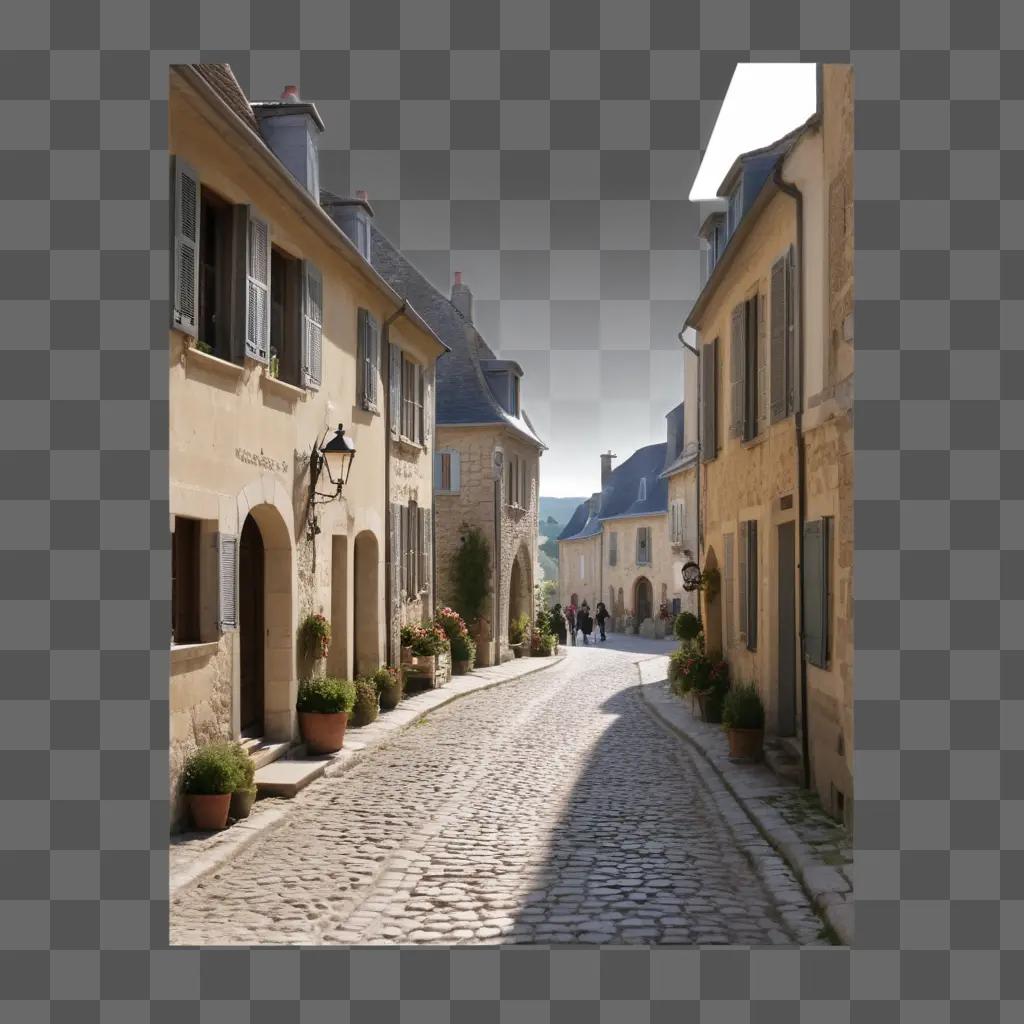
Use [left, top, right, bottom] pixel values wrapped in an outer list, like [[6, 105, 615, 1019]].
[[435, 606, 469, 641], [402, 623, 449, 656], [300, 613, 331, 659], [658, 601, 672, 620]]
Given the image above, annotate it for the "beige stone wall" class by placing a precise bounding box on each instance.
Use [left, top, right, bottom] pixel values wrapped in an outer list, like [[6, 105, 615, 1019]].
[[434, 424, 541, 661], [602, 515, 673, 624], [557, 534, 601, 609], [666, 465, 700, 619]]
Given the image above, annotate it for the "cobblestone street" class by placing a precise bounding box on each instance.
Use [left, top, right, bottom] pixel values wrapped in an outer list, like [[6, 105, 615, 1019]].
[[170, 643, 826, 946]]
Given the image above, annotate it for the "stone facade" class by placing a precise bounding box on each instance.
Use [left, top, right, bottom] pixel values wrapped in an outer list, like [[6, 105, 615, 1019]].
[[433, 425, 540, 664], [557, 534, 601, 611]]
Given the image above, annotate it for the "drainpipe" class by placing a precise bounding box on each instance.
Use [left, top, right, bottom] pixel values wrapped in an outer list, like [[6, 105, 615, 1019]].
[[494, 469, 502, 665], [773, 163, 812, 792], [676, 330, 702, 631], [382, 301, 407, 667]]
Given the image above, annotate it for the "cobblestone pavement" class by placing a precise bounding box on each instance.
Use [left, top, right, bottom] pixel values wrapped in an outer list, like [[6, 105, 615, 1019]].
[[170, 645, 826, 946]]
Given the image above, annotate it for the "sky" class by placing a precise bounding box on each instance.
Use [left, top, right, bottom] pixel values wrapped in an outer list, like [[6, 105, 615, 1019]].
[[538, 63, 819, 500]]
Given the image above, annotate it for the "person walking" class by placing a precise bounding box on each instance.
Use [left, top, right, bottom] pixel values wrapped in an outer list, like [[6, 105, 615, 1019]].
[[580, 602, 593, 645], [566, 603, 577, 646], [595, 601, 609, 642], [551, 604, 568, 646]]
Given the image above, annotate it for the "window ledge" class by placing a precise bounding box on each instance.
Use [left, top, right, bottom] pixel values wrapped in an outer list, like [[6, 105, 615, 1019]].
[[171, 641, 220, 667], [395, 436, 425, 454], [184, 345, 246, 379], [260, 372, 306, 402], [741, 432, 769, 451]]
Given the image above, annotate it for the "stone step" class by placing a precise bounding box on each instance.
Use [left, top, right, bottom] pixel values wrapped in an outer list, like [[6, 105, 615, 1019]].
[[255, 757, 330, 798], [240, 737, 292, 771]]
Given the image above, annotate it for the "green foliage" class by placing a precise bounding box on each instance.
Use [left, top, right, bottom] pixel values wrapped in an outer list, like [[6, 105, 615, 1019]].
[[296, 677, 356, 714], [224, 741, 255, 791], [674, 611, 701, 643], [299, 613, 331, 658], [195, 339, 214, 355], [374, 666, 403, 709], [536, 579, 557, 610], [403, 623, 449, 656], [452, 525, 491, 624], [450, 630, 476, 663], [701, 567, 721, 601], [181, 741, 243, 795], [508, 613, 530, 645], [722, 683, 765, 730], [350, 677, 380, 727]]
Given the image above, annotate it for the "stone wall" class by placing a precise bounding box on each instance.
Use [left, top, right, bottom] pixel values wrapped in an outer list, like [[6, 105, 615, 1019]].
[[557, 534, 601, 610]]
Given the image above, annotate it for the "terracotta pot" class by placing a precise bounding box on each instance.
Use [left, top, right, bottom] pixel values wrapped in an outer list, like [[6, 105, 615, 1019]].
[[229, 788, 256, 820], [453, 659, 470, 675], [727, 727, 764, 761], [298, 710, 349, 754], [188, 793, 231, 832]]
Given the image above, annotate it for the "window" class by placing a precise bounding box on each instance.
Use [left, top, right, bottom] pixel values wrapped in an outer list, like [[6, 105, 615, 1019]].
[[400, 500, 430, 596], [357, 308, 381, 411], [579, 554, 585, 581], [723, 533, 735, 646], [521, 460, 528, 508], [197, 188, 234, 359], [507, 452, 522, 507], [730, 296, 761, 442], [401, 355, 424, 443], [670, 501, 687, 544], [700, 339, 717, 462], [738, 520, 758, 650], [636, 527, 651, 565], [172, 516, 201, 644], [609, 531, 618, 566], [770, 247, 797, 422], [638, 477, 647, 502], [435, 448, 460, 493], [727, 183, 742, 237], [269, 246, 303, 385], [803, 517, 832, 667]]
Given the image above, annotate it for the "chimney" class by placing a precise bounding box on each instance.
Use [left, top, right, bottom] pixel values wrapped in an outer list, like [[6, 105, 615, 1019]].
[[251, 84, 325, 200], [451, 271, 473, 322], [601, 451, 616, 487], [321, 188, 374, 263]]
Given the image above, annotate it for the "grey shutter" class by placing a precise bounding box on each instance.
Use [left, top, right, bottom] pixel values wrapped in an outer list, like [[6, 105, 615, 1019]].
[[423, 366, 433, 448], [729, 303, 746, 439], [301, 262, 323, 389], [368, 312, 380, 408], [450, 450, 460, 492], [747, 521, 758, 650], [723, 533, 734, 646], [803, 519, 826, 667], [357, 308, 368, 407], [389, 343, 401, 436], [217, 534, 237, 631], [757, 293, 769, 435], [738, 521, 748, 640], [700, 339, 717, 462], [770, 257, 787, 421], [390, 502, 402, 611], [419, 507, 430, 594], [787, 246, 797, 416], [172, 157, 200, 336], [245, 210, 271, 363]]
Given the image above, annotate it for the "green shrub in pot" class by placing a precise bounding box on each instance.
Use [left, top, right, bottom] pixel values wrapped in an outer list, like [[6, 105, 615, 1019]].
[[673, 611, 702, 644], [296, 676, 356, 714], [374, 666, 403, 710], [350, 677, 380, 727], [181, 741, 241, 831]]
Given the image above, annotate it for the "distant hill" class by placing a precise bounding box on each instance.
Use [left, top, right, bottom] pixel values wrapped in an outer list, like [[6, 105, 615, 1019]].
[[539, 496, 586, 529]]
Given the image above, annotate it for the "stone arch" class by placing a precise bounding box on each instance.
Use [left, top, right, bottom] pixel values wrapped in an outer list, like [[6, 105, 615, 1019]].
[[508, 542, 533, 638], [633, 576, 653, 623], [235, 488, 294, 743], [353, 530, 381, 677], [702, 546, 722, 657]]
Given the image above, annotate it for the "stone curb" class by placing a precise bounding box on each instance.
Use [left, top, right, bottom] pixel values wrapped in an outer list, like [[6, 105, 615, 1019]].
[[637, 668, 853, 947], [170, 654, 567, 901]]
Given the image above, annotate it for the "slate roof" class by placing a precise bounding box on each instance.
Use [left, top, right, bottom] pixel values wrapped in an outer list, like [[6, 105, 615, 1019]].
[[370, 227, 545, 450], [558, 442, 669, 542], [192, 64, 260, 134]]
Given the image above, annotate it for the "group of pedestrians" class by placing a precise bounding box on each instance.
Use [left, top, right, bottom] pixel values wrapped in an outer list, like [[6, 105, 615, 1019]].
[[552, 601, 610, 646]]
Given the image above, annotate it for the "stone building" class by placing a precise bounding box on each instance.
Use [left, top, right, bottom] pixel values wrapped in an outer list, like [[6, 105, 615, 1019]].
[[168, 66, 445, 827], [371, 247, 546, 666], [687, 65, 853, 823], [660, 390, 700, 622]]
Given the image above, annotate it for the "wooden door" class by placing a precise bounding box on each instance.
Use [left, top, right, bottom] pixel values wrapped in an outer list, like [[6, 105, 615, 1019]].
[[239, 515, 265, 736]]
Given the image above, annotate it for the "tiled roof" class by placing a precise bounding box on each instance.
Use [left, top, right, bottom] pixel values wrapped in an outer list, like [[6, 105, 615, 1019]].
[[191, 64, 260, 134], [370, 226, 545, 450], [557, 501, 591, 541]]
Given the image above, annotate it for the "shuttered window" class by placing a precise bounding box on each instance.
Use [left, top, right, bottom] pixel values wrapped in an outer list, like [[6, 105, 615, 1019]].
[[172, 157, 201, 337], [700, 338, 717, 462], [771, 247, 797, 422], [609, 531, 618, 566], [739, 520, 758, 650], [418, 506, 431, 594], [731, 297, 764, 441], [723, 533, 735, 647], [172, 516, 200, 644], [729, 304, 746, 439], [357, 308, 380, 411], [803, 517, 831, 667], [435, 449, 460, 493], [389, 343, 402, 436], [245, 210, 271, 364], [218, 532, 237, 632], [400, 355, 423, 443], [636, 527, 651, 565]]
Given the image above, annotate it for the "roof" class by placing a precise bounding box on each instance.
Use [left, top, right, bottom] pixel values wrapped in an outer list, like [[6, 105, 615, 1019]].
[[660, 448, 698, 478], [192, 64, 259, 133], [370, 227, 546, 450], [558, 443, 669, 542]]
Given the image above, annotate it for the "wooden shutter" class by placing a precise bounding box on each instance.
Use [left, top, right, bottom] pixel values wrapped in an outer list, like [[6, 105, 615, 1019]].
[[787, 246, 797, 416], [450, 451, 460, 492], [700, 339, 717, 462], [389, 343, 401, 436], [368, 312, 380, 408], [757, 293, 769, 435], [389, 502, 402, 610], [729, 303, 746, 439], [172, 157, 200, 336], [300, 262, 322, 388], [245, 210, 271, 363], [770, 256, 788, 421], [399, 505, 409, 594], [423, 366, 433, 448], [417, 363, 425, 444], [217, 533, 237, 631], [419, 507, 431, 594], [723, 533, 734, 646], [803, 519, 826, 667], [738, 521, 748, 640], [357, 308, 368, 407], [747, 521, 758, 650]]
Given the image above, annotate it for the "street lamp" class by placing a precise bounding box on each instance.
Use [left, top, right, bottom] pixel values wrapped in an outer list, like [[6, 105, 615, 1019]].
[[310, 423, 357, 505]]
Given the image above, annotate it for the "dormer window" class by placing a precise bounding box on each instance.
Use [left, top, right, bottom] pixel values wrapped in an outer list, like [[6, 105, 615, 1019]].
[[727, 183, 743, 237], [638, 477, 647, 502], [512, 375, 520, 417], [353, 208, 370, 261]]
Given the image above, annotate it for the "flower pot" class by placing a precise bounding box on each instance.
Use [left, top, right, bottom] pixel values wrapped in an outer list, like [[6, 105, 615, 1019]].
[[379, 684, 402, 711], [726, 727, 764, 761], [511, 644, 524, 658], [453, 659, 470, 675], [230, 787, 256, 820], [696, 690, 724, 724], [188, 793, 231, 832], [298, 710, 349, 754]]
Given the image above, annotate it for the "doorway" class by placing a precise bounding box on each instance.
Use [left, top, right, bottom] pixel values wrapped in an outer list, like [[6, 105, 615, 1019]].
[[239, 514, 265, 736], [777, 521, 797, 736], [634, 576, 653, 622], [353, 531, 379, 678]]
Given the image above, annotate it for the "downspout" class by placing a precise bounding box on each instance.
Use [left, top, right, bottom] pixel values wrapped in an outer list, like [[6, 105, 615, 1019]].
[[494, 468, 502, 665], [382, 301, 408, 667], [676, 331, 702, 631], [773, 163, 812, 792]]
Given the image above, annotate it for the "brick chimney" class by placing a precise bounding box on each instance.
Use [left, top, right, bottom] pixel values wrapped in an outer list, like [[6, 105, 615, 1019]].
[[451, 271, 473, 322], [601, 451, 616, 487]]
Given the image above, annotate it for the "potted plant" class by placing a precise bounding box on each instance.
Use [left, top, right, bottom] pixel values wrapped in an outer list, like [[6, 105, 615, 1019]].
[[674, 611, 702, 645], [226, 741, 257, 820], [181, 742, 240, 831], [374, 666, 403, 710], [350, 677, 380, 727], [296, 677, 356, 754], [722, 683, 765, 761], [693, 658, 730, 724], [508, 613, 529, 657], [450, 631, 476, 674]]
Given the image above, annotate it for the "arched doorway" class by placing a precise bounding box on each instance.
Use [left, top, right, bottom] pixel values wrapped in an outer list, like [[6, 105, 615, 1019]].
[[508, 544, 533, 638], [237, 503, 293, 741], [239, 515, 264, 736], [634, 576, 653, 623], [353, 531, 379, 677], [703, 546, 722, 656]]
